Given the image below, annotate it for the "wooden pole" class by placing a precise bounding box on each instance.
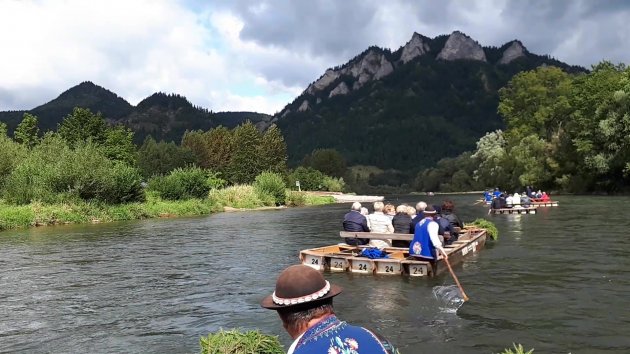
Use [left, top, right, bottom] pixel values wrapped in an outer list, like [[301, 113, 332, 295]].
[[443, 256, 470, 302]]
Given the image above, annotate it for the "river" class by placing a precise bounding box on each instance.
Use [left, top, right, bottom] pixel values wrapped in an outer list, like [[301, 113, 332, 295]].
[[1, 195, 629, 353]]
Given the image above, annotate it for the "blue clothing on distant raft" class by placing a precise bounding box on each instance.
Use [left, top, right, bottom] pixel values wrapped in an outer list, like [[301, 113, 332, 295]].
[[409, 218, 437, 260], [483, 191, 493, 202], [289, 315, 396, 354]]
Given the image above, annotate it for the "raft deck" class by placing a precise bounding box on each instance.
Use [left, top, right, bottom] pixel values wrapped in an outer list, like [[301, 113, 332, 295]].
[[489, 206, 537, 214], [299, 228, 487, 277]]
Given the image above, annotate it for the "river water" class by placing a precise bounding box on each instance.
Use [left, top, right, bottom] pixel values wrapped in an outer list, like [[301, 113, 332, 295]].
[[1, 195, 629, 353]]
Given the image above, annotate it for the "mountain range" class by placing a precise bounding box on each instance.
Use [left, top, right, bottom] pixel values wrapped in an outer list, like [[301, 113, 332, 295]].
[[0, 30, 584, 182]]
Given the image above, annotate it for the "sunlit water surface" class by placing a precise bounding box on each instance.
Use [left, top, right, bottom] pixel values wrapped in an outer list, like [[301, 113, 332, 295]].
[[1, 195, 629, 353]]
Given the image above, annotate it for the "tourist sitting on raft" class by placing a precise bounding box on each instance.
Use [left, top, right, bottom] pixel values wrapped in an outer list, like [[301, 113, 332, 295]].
[[409, 206, 448, 261], [520, 193, 532, 207], [391, 204, 413, 248], [367, 201, 394, 248], [490, 193, 508, 210], [433, 205, 453, 245], [410, 201, 427, 233], [440, 200, 463, 240], [483, 190, 493, 203], [384, 203, 396, 220], [342, 202, 370, 246]]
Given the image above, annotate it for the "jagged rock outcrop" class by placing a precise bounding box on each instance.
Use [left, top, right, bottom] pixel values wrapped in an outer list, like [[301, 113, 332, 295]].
[[329, 82, 350, 98], [297, 100, 310, 112], [499, 41, 526, 64], [306, 69, 340, 94], [437, 31, 487, 62], [303, 49, 394, 97], [400, 32, 430, 63]]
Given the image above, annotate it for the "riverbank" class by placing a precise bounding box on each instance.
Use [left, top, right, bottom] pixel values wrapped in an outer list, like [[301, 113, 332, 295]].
[[0, 190, 336, 232]]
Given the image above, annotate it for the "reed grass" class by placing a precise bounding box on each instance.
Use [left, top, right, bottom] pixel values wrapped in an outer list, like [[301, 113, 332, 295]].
[[498, 343, 534, 354], [199, 329, 284, 354]]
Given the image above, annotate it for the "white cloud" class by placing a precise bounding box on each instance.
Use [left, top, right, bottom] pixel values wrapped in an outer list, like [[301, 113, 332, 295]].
[[0, 0, 299, 114]]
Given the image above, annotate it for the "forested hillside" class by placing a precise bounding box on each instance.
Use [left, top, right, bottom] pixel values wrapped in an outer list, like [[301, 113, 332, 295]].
[[275, 31, 584, 188], [0, 82, 271, 143]]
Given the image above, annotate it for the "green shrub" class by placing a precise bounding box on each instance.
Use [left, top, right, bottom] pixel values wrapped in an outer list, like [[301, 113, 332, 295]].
[[285, 190, 306, 206], [2, 136, 145, 205], [147, 166, 211, 200], [208, 185, 265, 209], [99, 163, 145, 204], [467, 218, 499, 240], [321, 176, 346, 192], [0, 136, 27, 189], [207, 171, 227, 190], [254, 171, 286, 205], [498, 343, 534, 354], [289, 166, 325, 191], [200, 329, 284, 354]]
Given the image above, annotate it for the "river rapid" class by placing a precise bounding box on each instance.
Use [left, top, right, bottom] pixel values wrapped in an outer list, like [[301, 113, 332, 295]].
[[1, 195, 629, 353]]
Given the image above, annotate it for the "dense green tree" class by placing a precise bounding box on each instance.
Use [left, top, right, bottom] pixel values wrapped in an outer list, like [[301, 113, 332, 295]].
[[569, 63, 630, 190], [102, 125, 137, 165], [259, 124, 288, 175], [0, 122, 7, 137], [227, 122, 262, 184], [303, 148, 346, 178], [289, 166, 325, 191], [137, 136, 197, 178], [14, 113, 40, 148], [57, 107, 108, 146], [471, 130, 510, 188], [0, 134, 28, 189], [182, 126, 234, 175], [498, 66, 573, 142]]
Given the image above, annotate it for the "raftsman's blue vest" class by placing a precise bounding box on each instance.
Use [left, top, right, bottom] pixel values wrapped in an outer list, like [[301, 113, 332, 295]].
[[290, 315, 394, 354], [409, 217, 436, 259]]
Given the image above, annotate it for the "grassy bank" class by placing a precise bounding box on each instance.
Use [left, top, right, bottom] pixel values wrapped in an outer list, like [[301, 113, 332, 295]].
[[0, 189, 335, 232]]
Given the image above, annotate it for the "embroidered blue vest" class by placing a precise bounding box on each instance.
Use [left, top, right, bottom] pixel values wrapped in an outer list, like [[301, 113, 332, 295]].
[[409, 217, 436, 259], [291, 315, 394, 354]]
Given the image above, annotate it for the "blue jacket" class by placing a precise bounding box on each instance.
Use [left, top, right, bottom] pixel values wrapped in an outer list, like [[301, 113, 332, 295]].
[[343, 211, 370, 245], [291, 315, 396, 354], [409, 217, 437, 259]]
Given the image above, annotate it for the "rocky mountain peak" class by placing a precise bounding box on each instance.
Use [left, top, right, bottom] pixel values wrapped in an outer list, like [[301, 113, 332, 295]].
[[400, 32, 430, 63], [437, 31, 487, 62], [303, 48, 394, 97], [498, 40, 527, 64]]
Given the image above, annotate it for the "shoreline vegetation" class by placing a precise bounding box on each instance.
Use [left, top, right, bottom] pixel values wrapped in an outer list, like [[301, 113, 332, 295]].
[[0, 189, 339, 232]]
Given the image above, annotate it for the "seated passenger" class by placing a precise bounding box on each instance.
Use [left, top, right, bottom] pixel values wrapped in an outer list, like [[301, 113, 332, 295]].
[[490, 196, 502, 210], [541, 191, 550, 201], [391, 204, 413, 248], [384, 203, 396, 220], [410, 201, 427, 233], [520, 194, 532, 207], [368, 202, 394, 248], [432, 205, 452, 245], [512, 192, 522, 208], [342, 202, 370, 246], [440, 200, 463, 242]]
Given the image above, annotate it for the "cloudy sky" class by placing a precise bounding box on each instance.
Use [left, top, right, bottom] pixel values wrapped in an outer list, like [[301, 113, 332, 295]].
[[1, 0, 629, 114]]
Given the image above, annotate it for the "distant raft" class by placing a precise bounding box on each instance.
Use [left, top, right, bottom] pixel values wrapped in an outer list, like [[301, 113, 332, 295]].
[[489, 206, 537, 214], [299, 228, 487, 277], [530, 201, 559, 207]]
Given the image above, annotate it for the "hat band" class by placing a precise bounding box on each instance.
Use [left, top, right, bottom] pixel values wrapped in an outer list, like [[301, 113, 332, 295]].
[[272, 281, 331, 306]]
